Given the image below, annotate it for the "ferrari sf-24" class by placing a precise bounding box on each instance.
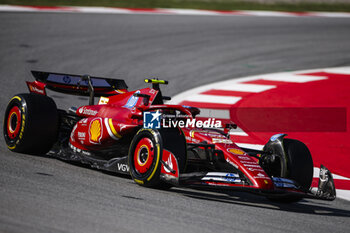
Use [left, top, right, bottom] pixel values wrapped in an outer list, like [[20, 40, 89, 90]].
[[3, 71, 336, 202]]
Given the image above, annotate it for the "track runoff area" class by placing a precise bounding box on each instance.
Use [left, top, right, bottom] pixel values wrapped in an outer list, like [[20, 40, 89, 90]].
[[169, 66, 350, 201], [1, 5, 349, 201]]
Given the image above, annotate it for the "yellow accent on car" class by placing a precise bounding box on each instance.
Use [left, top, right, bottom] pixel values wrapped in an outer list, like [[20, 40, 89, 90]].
[[137, 145, 150, 166], [8, 145, 16, 150], [108, 118, 122, 138], [98, 96, 109, 105], [190, 130, 195, 138], [134, 179, 144, 185], [10, 96, 21, 103], [19, 109, 25, 140], [228, 148, 245, 155], [90, 119, 101, 142], [147, 144, 160, 181], [144, 79, 168, 84], [115, 89, 126, 94], [8, 112, 17, 133]]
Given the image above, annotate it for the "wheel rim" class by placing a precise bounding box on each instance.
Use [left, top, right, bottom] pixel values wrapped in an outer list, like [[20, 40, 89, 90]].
[[134, 137, 154, 174], [7, 106, 21, 139]]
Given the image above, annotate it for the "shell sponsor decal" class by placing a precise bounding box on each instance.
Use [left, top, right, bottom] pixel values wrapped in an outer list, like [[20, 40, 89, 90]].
[[89, 118, 103, 144], [227, 148, 245, 155]]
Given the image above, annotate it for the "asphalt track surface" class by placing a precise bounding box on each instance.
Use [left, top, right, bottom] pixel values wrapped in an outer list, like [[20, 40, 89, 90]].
[[1, 12, 350, 233]]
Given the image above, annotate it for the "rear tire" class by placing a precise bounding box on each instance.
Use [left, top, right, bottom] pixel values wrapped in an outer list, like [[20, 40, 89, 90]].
[[3, 93, 59, 154]]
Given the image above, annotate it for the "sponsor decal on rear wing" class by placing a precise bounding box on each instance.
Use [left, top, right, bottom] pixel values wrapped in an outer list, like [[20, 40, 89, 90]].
[[30, 70, 128, 97]]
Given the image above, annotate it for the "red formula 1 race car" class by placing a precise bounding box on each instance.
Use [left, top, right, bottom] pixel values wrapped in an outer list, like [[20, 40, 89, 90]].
[[3, 71, 336, 202]]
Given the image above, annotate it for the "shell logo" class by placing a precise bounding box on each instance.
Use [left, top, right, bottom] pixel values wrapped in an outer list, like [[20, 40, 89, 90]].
[[89, 118, 102, 144], [227, 148, 245, 155]]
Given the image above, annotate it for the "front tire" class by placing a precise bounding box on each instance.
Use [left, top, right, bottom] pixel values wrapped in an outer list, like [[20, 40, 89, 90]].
[[128, 127, 187, 188], [264, 138, 313, 202], [3, 93, 59, 154], [128, 129, 163, 187], [283, 139, 314, 191]]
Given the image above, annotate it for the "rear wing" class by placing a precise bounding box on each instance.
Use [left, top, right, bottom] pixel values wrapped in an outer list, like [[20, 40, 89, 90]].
[[27, 71, 128, 98]]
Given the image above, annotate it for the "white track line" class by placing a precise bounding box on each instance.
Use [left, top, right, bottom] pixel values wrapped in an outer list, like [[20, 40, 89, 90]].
[[313, 167, 350, 180], [336, 190, 350, 201], [161, 8, 220, 15], [261, 74, 327, 83], [323, 67, 350, 75], [215, 83, 276, 92], [169, 71, 327, 105], [1, 5, 350, 18], [185, 94, 241, 105], [238, 10, 296, 17], [76, 7, 131, 14], [0, 5, 34, 11], [312, 12, 350, 18]]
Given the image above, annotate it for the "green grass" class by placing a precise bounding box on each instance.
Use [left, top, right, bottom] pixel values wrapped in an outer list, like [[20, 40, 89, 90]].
[[1, 0, 350, 12]]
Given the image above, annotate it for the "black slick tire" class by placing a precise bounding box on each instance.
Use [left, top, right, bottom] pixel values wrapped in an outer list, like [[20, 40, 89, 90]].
[[268, 139, 313, 202], [3, 93, 59, 154]]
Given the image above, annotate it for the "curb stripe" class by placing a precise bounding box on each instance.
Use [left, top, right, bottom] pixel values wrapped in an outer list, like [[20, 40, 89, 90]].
[[313, 167, 350, 181], [1, 5, 350, 18], [180, 101, 234, 109], [261, 74, 327, 83], [201, 90, 253, 97], [185, 94, 241, 105], [336, 190, 350, 201], [214, 83, 276, 93]]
